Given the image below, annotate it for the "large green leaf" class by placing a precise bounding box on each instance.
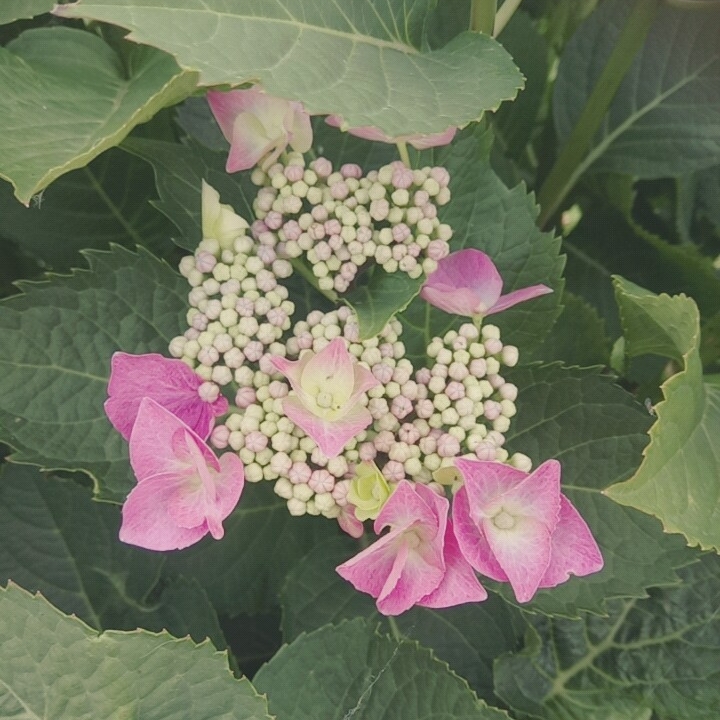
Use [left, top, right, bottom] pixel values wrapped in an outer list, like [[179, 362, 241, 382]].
[[606, 278, 720, 551], [0, 463, 226, 648], [0, 245, 187, 502], [400, 127, 564, 363], [254, 618, 511, 720], [494, 554, 720, 720], [499, 365, 694, 617], [0, 147, 177, 271], [0, 0, 54, 24], [554, 0, 720, 179], [166, 483, 339, 617], [0, 26, 197, 204], [0, 583, 271, 720], [57, 0, 523, 138], [280, 537, 526, 704]]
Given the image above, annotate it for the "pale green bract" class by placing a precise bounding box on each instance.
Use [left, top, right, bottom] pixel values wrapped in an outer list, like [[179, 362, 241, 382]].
[[56, 0, 524, 137]]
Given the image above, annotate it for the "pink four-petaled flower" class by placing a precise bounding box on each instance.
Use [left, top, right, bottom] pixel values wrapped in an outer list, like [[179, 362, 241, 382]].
[[270, 338, 379, 458], [104, 352, 228, 441], [452, 458, 603, 603], [336, 480, 487, 616], [120, 398, 245, 551], [420, 248, 553, 319], [208, 87, 313, 172]]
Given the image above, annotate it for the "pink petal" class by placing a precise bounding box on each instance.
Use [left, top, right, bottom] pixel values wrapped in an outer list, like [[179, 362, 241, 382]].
[[487, 284, 554, 316], [301, 338, 355, 402], [269, 352, 309, 394], [452, 486, 508, 582], [338, 505, 365, 538], [419, 519, 487, 608], [375, 480, 440, 535], [129, 398, 220, 482], [207, 89, 260, 140], [539, 495, 604, 588], [227, 112, 279, 173], [406, 127, 457, 149], [119, 472, 210, 551], [325, 115, 391, 143], [350, 362, 381, 400], [483, 515, 553, 603], [324, 116, 456, 149], [282, 396, 373, 458], [104, 352, 226, 441], [286, 103, 313, 153]]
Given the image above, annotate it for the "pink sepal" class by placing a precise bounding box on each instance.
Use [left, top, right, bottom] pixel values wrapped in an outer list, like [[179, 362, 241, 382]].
[[104, 352, 227, 441], [326, 115, 456, 149], [420, 249, 553, 319], [120, 398, 244, 551]]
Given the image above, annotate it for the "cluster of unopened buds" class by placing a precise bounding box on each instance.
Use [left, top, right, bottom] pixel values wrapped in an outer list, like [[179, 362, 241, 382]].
[[103, 85, 604, 616]]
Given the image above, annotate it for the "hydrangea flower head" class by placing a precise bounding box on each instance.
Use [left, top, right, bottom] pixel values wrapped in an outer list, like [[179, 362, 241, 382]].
[[452, 458, 603, 603], [120, 398, 245, 551], [420, 249, 552, 319], [208, 87, 312, 172], [104, 352, 228, 441], [326, 115, 456, 149], [336, 481, 486, 615], [270, 338, 379, 458]]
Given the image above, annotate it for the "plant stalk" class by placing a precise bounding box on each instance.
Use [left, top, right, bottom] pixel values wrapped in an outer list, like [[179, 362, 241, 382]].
[[396, 141, 411, 168], [536, 0, 660, 228], [493, 0, 523, 37], [470, 0, 497, 34]]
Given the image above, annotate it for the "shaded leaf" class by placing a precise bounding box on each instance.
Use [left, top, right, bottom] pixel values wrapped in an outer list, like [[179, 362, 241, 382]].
[[254, 618, 511, 720], [554, 0, 720, 178], [0, 27, 196, 204], [0, 583, 271, 720], [58, 0, 523, 138], [0, 0, 54, 24], [281, 537, 526, 704], [0, 147, 177, 271], [0, 245, 187, 502], [494, 555, 720, 720], [606, 277, 720, 551]]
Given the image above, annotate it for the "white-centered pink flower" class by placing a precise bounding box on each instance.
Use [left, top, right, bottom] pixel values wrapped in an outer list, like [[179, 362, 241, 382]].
[[420, 249, 553, 318], [325, 114, 456, 149], [104, 352, 228, 441], [208, 87, 313, 172], [336, 480, 486, 616], [452, 459, 603, 603], [270, 338, 379, 458], [120, 398, 244, 551]]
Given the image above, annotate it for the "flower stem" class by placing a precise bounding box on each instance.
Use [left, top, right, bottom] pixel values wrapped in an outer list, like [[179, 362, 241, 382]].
[[396, 141, 411, 168], [387, 616, 403, 642], [493, 0, 523, 37], [470, 0, 497, 34], [536, 0, 659, 228], [289, 258, 339, 303]]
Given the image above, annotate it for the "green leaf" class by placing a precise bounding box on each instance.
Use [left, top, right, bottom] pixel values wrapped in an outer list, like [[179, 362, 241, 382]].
[[401, 127, 563, 363], [0, 0, 54, 24], [494, 11, 549, 158], [58, 0, 523, 138], [254, 618, 511, 720], [0, 147, 177, 272], [531, 292, 610, 367], [166, 483, 339, 617], [0, 463, 227, 649], [554, 0, 720, 178], [280, 537, 526, 704], [499, 364, 694, 617], [0, 583, 271, 720], [0, 245, 187, 502], [606, 277, 720, 551], [494, 554, 720, 720], [123, 136, 258, 251], [0, 27, 197, 204]]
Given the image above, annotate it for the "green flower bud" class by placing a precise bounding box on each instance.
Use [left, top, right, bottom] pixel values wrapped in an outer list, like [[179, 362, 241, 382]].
[[347, 461, 391, 521]]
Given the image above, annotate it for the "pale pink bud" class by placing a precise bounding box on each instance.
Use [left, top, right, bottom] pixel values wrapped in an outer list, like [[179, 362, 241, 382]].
[[358, 442, 377, 461], [427, 239, 449, 261], [328, 234, 343, 251], [191, 313, 209, 331], [391, 396, 413, 419], [373, 431, 395, 453], [311, 205, 328, 222], [370, 199, 390, 221], [475, 441, 497, 461], [331, 181, 349, 200], [236, 298, 255, 317], [356, 226, 372, 243], [309, 469, 335, 493], [196, 251, 217, 273], [415, 398, 434, 419], [470, 359, 487, 378], [399, 423, 421, 445], [244, 341, 264, 362], [264, 211, 282, 230], [312, 157, 333, 179], [267, 308, 287, 327], [372, 363, 394, 384], [268, 381, 289, 399], [198, 347, 220, 366], [483, 401, 502, 420], [314, 241, 332, 261], [414, 190, 430, 206], [252, 219, 269, 237], [210, 424, 230, 449], [485, 338, 503, 356], [448, 362, 469, 381], [437, 433, 460, 458], [245, 431, 268, 452], [445, 381, 465, 401], [290, 461, 313, 485], [488, 374, 505, 390], [419, 435, 437, 455], [415, 368, 431, 385], [500, 383, 518, 401], [296, 332, 314, 350], [392, 167, 414, 189], [379, 343, 394, 359], [308, 223, 326, 241], [392, 224, 411, 243], [258, 354, 277, 374], [340, 262, 357, 281], [284, 164, 304, 182], [198, 381, 221, 403], [400, 381, 419, 400], [235, 387, 256, 408], [324, 219, 342, 236], [382, 461, 405, 482], [256, 246, 277, 266], [331, 478, 350, 505], [282, 220, 301, 241], [486, 430, 506, 447]]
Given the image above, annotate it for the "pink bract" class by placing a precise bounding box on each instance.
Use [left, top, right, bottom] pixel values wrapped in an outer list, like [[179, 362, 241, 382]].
[[336, 481, 486, 615], [208, 87, 313, 172], [270, 338, 379, 458], [452, 459, 603, 603], [325, 115, 456, 149], [420, 249, 553, 318], [120, 397, 244, 551], [104, 352, 228, 441]]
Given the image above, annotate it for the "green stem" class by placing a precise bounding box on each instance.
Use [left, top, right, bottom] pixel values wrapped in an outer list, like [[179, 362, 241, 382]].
[[290, 258, 339, 303], [536, 0, 659, 228], [493, 0, 523, 37], [396, 141, 411, 168], [470, 0, 497, 34], [387, 616, 403, 642]]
